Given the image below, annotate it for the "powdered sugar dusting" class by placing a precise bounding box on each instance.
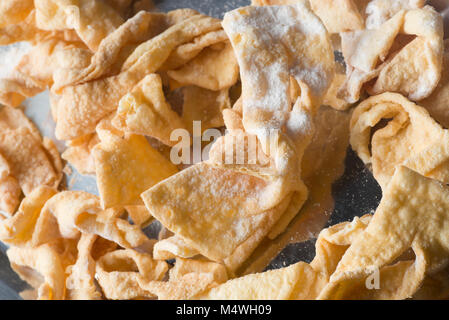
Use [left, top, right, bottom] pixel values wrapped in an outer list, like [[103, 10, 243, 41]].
[[0, 42, 31, 79]]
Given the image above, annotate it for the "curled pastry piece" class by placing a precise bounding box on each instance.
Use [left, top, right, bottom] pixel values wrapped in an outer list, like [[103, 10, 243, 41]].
[[1, 186, 152, 252], [197, 215, 372, 300], [166, 41, 239, 91], [96, 249, 168, 300], [0, 0, 34, 28], [140, 258, 228, 300], [53, 13, 223, 140], [198, 261, 325, 300], [0, 126, 62, 198], [341, 6, 444, 103], [420, 40, 449, 128], [181, 86, 230, 134], [65, 234, 102, 300], [62, 133, 99, 175], [0, 39, 91, 107], [160, 29, 228, 70], [350, 92, 449, 190], [365, 0, 425, 29], [52, 10, 181, 91], [252, 0, 366, 34], [34, 0, 124, 51], [7, 244, 66, 300], [153, 236, 200, 261], [93, 124, 178, 209], [142, 162, 293, 263], [222, 3, 331, 197], [75, 207, 154, 252], [319, 167, 449, 299], [125, 205, 153, 228], [143, 4, 334, 272], [0, 186, 57, 246], [112, 74, 187, 146], [224, 2, 334, 118], [234, 106, 350, 276], [0, 153, 21, 216]]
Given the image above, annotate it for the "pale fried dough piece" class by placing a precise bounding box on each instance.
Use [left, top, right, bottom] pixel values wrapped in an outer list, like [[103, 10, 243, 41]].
[[198, 261, 326, 300], [309, 0, 364, 33], [370, 36, 443, 100], [319, 167, 449, 299], [181, 86, 230, 134], [142, 162, 292, 262], [413, 40, 449, 128], [252, 0, 364, 34], [34, 0, 124, 51], [52, 11, 176, 91], [65, 234, 102, 300], [54, 14, 223, 140], [7, 244, 66, 300], [167, 42, 239, 91], [0, 0, 34, 28], [341, 6, 444, 103], [365, 0, 425, 29], [199, 215, 372, 300], [26, 190, 153, 251], [0, 174, 21, 217], [0, 127, 61, 195], [350, 92, 448, 189], [112, 74, 186, 146], [62, 134, 99, 175], [93, 126, 178, 209], [153, 236, 200, 261], [0, 186, 57, 246], [222, 4, 330, 208], [223, 3, 334, 120], [96, 249, 168, 300], [235, 106, 350, 275], [121, 14, 222, 72], [161, 29, 228, 71], [0, 39, 91, 107], [140, 258, 228, 300]]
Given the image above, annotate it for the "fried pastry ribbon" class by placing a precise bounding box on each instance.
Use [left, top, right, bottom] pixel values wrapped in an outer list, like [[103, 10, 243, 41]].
[[142, 3, 334, 273], [0, 107, 62, 216], [340, 5, 444, 103], [140, 258, 228, 300], [52, 10, 234, 141], [350, 92, 449, 190], [320, 167, 449, 299]]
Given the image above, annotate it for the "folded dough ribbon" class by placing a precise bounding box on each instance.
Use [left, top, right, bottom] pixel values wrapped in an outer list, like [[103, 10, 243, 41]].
[[53, 12, 224, 140], [350, 92, 449, 190], [142, 4, 334, 272], [340, 5, 444, 103], [140, 258, 228, 300], [319, 167, 449, 299], [52, 9, 198, 91], [95, 249, 168, 300], [0, 107, 63, 215], [34, 0, 125, 51], [0, 39, 91, 107], [197, 214, 372, 300], [7, 244, 67, 300], [93, 121, 178, 209]]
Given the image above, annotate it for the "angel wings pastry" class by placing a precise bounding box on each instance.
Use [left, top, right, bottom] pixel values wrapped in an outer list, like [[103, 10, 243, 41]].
[[1, 0, 449, 301]]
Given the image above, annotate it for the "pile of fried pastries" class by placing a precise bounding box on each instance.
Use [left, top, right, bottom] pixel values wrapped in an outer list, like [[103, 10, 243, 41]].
[[1, 0, 449, 300]]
